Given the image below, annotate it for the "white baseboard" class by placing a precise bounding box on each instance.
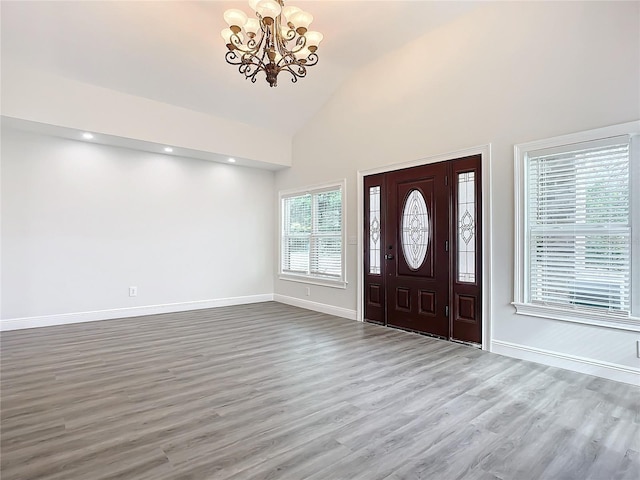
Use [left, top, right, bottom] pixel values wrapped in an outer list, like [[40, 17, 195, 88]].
[[491, 339, 640, 386], [273, 294, 357, 321], [0, 294, 274, 331]]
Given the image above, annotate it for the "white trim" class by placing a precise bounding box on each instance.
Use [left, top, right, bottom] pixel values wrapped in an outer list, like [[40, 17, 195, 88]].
[[482, 145, 493, 351], [491, 339, 640, 386], [513, 120, 640, 330], [356, 144, 493, 350], [278, 178, 347, 286], [278, 274, 347, 289], [0, 294, 274, 331], [512, 302, 640, 332], [630, 133, 640, 316], [514, 141, 526, 309], [278, 179, 346, 197], [514, 121, 640, 154], [273, 294, 357, 320]]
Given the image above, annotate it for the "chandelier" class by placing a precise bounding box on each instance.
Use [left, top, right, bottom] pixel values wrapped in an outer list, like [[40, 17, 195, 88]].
[[222, 0, 323, 87]]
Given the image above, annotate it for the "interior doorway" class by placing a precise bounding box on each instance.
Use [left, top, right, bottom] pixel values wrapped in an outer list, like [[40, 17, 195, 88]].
[[363, 155, 482, 345]]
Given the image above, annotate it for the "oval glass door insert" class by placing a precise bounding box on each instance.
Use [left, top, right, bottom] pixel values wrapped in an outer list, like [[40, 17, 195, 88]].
[[401, 189, 430, 270]]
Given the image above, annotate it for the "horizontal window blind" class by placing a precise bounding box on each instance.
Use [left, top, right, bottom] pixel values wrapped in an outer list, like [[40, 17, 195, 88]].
[[527, 140, 631, 314], [282, 187, 343, 279], [282, 194, 311, 274]]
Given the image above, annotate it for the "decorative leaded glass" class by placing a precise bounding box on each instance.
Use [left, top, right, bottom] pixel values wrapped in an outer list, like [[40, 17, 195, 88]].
[[369, 186, 381, 274], [401, 189, 430, 270], [458, 172, 476, 283]]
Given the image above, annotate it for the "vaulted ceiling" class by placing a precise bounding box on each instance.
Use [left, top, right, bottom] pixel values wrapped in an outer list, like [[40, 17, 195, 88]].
[[1, 1, 480, 135]]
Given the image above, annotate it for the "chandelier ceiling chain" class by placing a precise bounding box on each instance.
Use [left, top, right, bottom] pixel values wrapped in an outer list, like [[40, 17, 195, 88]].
[[222, 0, 322, 87]]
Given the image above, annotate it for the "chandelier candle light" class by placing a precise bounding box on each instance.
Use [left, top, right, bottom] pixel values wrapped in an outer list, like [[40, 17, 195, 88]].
[[222, 0, 322, 87]]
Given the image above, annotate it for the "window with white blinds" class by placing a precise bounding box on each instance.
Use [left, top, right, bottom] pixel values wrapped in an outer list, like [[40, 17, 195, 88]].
[[527, 138, 630, 314], [514, 121, 640, 329], [280, 182, 345, 285]]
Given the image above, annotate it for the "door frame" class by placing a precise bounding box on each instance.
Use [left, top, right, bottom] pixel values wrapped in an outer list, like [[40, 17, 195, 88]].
[[357, 144, 493, 350]]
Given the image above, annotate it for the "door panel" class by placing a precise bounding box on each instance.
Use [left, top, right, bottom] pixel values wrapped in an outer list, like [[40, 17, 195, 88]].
[[385, 163, 449, 337]]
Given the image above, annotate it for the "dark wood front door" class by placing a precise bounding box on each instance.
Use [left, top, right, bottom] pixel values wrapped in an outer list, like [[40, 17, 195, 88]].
[[363, 156, 482, 344], [385, 162, 450, 336]]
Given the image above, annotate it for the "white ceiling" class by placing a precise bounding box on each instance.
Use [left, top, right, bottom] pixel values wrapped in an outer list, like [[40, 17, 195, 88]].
[[1, 1, 480, 135]]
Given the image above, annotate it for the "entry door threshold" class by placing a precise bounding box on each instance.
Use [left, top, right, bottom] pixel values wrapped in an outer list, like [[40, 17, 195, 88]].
[[386, 324, 448, 342], [450, 338, 482, 349]]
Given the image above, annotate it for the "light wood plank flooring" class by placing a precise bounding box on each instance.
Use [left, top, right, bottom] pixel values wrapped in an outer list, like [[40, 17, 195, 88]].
[[1, 302, 639, 480]]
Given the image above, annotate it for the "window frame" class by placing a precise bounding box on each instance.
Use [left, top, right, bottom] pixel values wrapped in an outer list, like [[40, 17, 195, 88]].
[[279, 179, 347, 289], [513, 121, 640, 332]]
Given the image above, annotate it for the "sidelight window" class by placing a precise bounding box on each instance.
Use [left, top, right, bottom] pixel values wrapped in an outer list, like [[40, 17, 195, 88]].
[[369, 186, 382, 274], [457, 172, 476, 283]]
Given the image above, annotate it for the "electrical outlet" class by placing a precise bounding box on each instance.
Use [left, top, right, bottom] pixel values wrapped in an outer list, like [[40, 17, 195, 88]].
[[129, 286, 137, 297], [305, 287, 310, 296]]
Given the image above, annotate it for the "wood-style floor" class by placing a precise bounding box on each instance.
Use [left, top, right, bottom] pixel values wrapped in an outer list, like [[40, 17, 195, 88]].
[[1, 302, 639, 480]]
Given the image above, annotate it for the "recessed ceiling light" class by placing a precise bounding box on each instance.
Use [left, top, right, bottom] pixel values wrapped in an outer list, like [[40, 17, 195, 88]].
[[228, 158, 236, 163], [164, 147, 173, 153], [82, 132, 94, 140]]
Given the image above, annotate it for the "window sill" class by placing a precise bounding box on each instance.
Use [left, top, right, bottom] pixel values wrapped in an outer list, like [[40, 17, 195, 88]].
[[512, 302, 640, 332], [279, 274, 347, 289]]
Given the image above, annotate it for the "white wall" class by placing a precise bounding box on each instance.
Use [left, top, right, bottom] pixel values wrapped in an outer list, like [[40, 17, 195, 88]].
[[1, 64, 292, 168], [275, 2, 640, 382], [2, 128, 275, 323]]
